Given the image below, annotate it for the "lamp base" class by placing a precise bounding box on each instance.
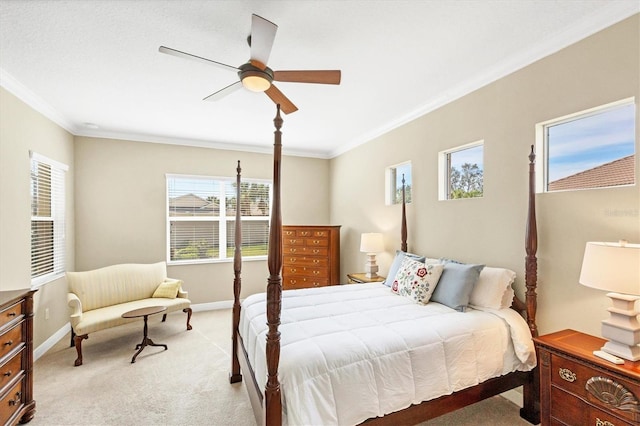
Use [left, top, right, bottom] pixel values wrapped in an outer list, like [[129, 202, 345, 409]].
[[364, 253, 379, 279], [600, 292, 640, 362], [600, 341, 640, 362]]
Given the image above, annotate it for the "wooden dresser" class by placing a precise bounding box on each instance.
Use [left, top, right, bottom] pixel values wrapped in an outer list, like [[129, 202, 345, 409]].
[[534, 329, 640, 426], [282, 225, 340, 290], [0, 290, 36, 426]]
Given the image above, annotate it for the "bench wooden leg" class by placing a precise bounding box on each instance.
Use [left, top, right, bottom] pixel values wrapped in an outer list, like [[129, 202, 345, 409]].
[[73, 334, 88, 366], [70, 326, 76, 347], [183, 307, 193, 330]]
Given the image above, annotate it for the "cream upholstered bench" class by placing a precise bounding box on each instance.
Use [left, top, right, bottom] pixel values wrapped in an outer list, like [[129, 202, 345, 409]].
[[66, 261, 191, 366]]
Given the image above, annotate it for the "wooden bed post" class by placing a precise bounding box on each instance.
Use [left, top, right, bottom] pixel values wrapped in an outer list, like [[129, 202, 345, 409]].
[[400, 173, 408, 252], [520, 145, 540, 425], [230, 160, 243, 384], [525, 145, 538, 339], [264, 105, 284, 426]]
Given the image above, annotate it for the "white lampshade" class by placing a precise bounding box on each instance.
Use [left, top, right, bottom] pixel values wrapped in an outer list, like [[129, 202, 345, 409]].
[[579, 241, 640, 295], [579, 240, 640, 361], [360, 233, 384, 254]]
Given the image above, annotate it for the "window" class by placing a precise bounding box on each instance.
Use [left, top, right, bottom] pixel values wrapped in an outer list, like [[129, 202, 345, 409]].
[[167, 175, 271, 264], [438, 141, 484, 200], [536, 98, 636, 192], [30, 152, 68, 287], [385, 161, 412, 205]]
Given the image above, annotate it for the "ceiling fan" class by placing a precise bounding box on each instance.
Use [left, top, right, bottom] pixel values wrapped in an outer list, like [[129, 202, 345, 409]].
[[159, 14, 341, 114]]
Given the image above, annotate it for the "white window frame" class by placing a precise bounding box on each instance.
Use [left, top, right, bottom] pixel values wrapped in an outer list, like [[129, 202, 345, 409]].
[[385, 161, 412, 206], [438, 140, 484, 200], [30, 151, 68, 288], [166, 174, 272, 265], [535, 97, 636, 193]]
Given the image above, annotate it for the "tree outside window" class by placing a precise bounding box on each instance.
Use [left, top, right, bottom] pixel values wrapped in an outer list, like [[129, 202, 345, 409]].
[[440, 142, 484, 200]]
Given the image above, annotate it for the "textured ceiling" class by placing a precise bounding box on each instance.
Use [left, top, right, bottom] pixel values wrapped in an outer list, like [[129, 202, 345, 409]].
[[1, 1, 638, 158]]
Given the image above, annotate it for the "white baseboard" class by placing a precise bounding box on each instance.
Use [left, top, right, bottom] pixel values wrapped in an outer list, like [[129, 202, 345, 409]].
[[35, 322, 71, 362], [34, 300, 234, 361], [191, 300, 233, 312]]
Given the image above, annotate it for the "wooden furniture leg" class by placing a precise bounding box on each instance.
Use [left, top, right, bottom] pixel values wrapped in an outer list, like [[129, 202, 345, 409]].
[[520, 368, 540, 424], [183, 307, 192, 330], [73, 334, 88, 366]]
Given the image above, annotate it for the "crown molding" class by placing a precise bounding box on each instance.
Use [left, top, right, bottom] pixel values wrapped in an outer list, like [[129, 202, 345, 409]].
[[0, 68, 76, 134]]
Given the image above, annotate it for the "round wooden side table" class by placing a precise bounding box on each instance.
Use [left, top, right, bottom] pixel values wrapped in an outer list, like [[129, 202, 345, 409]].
[[121, 306, 168, 363]]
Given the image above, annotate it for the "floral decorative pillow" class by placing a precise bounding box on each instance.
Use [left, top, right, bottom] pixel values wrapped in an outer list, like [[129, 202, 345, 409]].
[[391, 257, 444, 305], [383, 250, 426, 287]]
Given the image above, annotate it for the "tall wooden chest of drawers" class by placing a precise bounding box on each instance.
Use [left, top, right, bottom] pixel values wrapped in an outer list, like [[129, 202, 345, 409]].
[[0, 290, 36, 425], [534, 329, 640, 426], [282, 225, 341, 290]]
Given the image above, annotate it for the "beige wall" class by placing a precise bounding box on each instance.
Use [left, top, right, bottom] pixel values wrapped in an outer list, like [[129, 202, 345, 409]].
[[330, 14, 640, 338], [73, 136, 330, 303], [0, 87, 75, 348]]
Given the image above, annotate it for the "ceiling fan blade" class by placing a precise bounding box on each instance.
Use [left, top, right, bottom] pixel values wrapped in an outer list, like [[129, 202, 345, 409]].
[[250, 14, 277, 68], [203, 81, 242, 101], [274, 70, 341, 85], [159, 46, 238, 72], [265, 84, 298, 114]]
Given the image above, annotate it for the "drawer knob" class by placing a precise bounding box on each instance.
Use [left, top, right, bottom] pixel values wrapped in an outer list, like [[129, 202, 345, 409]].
[[558, 368, 576, 382], [586, 376, 639, 414], [7, 312, 17, 317], [3, 340, 13, 347], [595, 419, 615, 426], [7, 391, 21, 406], [312, 249, 320, 254], [3, 370, 11, 377], [313, 240, 320, 244]]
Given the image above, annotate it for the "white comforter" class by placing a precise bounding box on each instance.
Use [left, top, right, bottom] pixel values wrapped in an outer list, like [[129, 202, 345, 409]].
[[239, 283, 536, 426]]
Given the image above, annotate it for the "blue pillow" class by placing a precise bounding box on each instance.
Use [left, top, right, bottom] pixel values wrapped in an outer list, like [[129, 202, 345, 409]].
[[383, 251, 426, 287], [430, 262, 484, 311]]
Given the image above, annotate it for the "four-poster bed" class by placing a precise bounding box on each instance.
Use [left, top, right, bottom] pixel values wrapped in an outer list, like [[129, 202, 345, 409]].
[[230, 106, 540, 425]]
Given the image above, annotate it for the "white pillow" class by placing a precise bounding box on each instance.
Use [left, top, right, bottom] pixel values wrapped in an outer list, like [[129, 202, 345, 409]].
[[469, 266, 516, 310], [391, 257, 444, 305]]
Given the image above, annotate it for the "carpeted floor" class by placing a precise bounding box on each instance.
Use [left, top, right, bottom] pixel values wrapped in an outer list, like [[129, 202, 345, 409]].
[[31, 309, 536, 425]]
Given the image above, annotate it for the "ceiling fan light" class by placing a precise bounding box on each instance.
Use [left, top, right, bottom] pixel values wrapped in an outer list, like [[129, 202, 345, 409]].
[[242, 75, 271, 92]]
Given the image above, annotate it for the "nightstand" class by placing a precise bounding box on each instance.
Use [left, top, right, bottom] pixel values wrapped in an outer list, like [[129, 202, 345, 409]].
[[533, 329, 640, 426], [346, 273, 385, 284]]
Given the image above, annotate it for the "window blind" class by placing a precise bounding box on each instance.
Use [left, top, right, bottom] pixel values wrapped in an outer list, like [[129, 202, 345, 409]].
[[30, 152, 68, 287], [167, 175, 271, 263]]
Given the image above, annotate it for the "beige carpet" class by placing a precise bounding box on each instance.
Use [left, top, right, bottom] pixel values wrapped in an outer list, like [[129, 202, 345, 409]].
[[31, 309, 535, 425]]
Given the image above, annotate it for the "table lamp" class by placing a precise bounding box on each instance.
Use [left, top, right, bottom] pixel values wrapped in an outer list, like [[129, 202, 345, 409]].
[[579, 240, 640, 361], [360, 233, 384, 279]]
